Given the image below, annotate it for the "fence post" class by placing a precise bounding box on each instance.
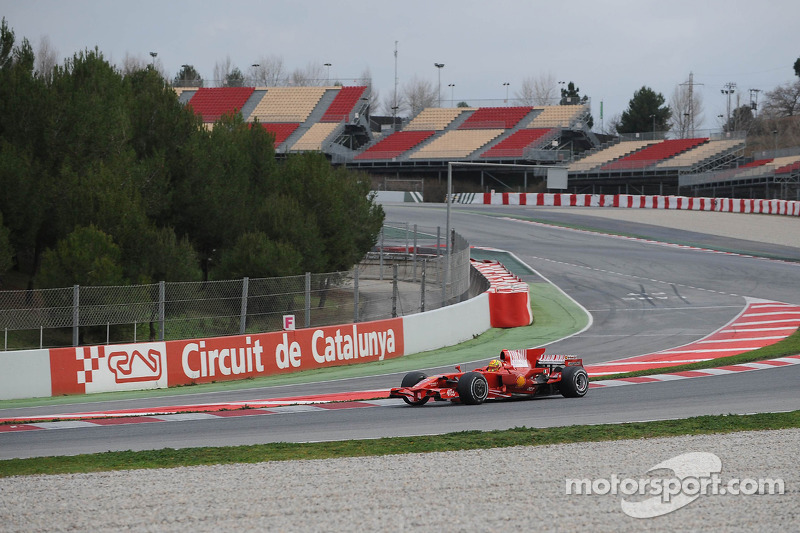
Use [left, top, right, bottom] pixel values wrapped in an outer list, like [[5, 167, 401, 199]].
[[159, 281, 165, 341], [353, 268, 359, 324], [379, 226, 385, 281], [305, 272, 311, 328], [392, 263, 398, 318], [420, 260, 426, 313], [240, 277, 249, 335], [72, 284, 79, 347], [412, 223, 418, 281]]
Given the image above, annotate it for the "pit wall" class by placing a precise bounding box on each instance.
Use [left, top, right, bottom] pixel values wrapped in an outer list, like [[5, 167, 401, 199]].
[[458, 192, 800, 216], [0, 291, 492, 401]]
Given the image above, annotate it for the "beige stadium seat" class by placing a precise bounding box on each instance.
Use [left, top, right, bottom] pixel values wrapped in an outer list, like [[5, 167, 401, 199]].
[[568, 140, 658, 172], [290, 123, 339, 151], [248, 87, 327, 122], [655, 139, 743, 169], [405, 108, 469, 131], [528, 106, 583, 128], [409, 129, 503, 159]]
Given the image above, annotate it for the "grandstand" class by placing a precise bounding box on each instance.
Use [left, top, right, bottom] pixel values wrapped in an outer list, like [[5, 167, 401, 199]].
[[410, 129, 504, 159], [186, 87, 255, 122], [174, 86, 796, 199], [248, 86, 327, 123], [354, 130, 436, 160], [481, 128, 557, 158], [599, 138, 709, 171], [680, 150, 800, 197]]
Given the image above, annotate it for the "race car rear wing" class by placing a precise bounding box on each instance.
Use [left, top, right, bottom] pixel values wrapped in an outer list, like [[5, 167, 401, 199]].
[[499, 348, 583, 369]]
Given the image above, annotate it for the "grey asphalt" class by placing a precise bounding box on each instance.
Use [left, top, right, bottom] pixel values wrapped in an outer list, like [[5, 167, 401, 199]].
[[3, 203, 799, 532], [2, 203, 798, 458]]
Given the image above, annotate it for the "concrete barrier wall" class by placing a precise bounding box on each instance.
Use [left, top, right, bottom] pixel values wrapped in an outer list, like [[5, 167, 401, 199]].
[[0, 349, 52, 400], [0, 294, 491, 400], [402, 292, 491, 355], [455, 192, 800, 216]]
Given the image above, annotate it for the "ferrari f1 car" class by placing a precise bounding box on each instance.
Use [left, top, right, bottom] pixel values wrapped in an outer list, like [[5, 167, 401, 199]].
[[389, 348, 588, 406]]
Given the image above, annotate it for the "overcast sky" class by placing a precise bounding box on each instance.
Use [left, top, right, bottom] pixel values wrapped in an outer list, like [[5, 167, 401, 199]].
[[5, 0, 799, 132]]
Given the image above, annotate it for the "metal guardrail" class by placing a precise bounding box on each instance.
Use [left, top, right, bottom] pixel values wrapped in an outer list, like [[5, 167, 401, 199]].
[[0, 223, 474, 351]]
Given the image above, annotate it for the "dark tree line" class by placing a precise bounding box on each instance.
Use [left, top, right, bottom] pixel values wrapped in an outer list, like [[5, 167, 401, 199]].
[[0, 19, 383, 289]]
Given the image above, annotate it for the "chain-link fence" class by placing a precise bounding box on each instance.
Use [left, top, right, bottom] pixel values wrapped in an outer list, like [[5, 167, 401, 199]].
[[0, 224, 482, 350]]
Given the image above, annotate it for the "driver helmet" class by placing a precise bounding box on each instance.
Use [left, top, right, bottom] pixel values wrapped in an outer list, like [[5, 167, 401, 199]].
[[487, 359, 502, 372]]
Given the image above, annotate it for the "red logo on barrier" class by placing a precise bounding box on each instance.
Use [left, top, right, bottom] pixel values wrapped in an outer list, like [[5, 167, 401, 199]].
[[107, 348, 162, 383]]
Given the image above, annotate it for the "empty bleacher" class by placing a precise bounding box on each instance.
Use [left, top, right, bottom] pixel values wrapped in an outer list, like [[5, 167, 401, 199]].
[[769, 155, 800, 172], [481, 128, 556, 158], [569, 140, 658, 172], [458, 107, 532, 129], [290, 122, 339, 151], [740, 158, 774, 168], [256, 123, 300, 148], [248, 87, 327, 123], [527, 105, 585, 128], [601, 138, 708, 171], [410, 129, 504, 159], [354, 130, 435, 160], [654, 138, 745, 170], [320, 86, 367, 123], [404, 108, 470, 131], [187, 87, 255, 122]]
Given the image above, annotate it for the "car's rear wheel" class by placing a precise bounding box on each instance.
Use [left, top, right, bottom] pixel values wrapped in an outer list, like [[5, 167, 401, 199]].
[[457, 372, 489, 405], [560, 366, 589, 398], [400, 371, 430, 406]]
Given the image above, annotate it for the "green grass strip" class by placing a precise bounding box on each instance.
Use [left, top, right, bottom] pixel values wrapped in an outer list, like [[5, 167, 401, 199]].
[[1, 410, 797, 478], [591, 328, 800, 381]]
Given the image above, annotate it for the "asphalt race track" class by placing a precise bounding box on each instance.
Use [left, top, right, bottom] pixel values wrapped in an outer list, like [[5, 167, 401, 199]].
[[2, 204, 799, 459]]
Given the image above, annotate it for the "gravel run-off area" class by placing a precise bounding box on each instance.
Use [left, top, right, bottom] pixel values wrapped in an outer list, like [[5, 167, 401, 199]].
[[1, 428, 797, 532]]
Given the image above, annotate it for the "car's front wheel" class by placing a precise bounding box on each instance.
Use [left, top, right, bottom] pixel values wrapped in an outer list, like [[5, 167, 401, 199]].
[[401, 371, 429, 406], [457, 372, 489, 405]]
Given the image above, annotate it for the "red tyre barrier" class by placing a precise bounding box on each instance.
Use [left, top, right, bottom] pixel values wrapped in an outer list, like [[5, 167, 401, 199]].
[[471, 259, 533, 328]]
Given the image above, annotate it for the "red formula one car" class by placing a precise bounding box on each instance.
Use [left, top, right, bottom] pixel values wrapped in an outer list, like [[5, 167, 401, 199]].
[[389, 348, 588, 406]]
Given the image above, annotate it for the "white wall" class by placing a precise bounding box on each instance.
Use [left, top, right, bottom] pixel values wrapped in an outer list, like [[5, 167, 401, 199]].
[[0, 349, 52, 400], [402, 292, 491, 355]]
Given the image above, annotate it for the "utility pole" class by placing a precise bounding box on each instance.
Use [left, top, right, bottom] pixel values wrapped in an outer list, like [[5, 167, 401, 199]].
[[721, 82, 736, 131], [680, 71, 703, 138], [749, 88, 761, 117], [393, 41, 399, 132]]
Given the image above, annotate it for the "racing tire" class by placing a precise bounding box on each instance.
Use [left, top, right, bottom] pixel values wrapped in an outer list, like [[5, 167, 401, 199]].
[[401, 371, 427, 387], [457, 372, 489, 405], [560, 366, 589, 398], [400, 371, 430, 406]]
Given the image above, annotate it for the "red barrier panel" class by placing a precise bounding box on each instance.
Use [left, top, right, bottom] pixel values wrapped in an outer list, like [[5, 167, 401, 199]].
[[488, 290, 533, 328], [50, 318, 404, 395]]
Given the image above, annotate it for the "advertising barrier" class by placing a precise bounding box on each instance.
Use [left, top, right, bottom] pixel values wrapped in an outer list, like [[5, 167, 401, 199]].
[[48, 318, 405, 396]]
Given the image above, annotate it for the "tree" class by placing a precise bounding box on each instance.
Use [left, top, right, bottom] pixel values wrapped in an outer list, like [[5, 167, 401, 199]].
[[216, 232, 302, 279], [670, 78, 704, 137], [225, 67, 245, 87], [559, 81, 593, 128], [289, 62, 325, 86], [0, 211, 13, 278], [34, 35, 57, 84], [721, 105, 755, 133], [794, 57, 800, 78], [212, 55, 236, 87], [762, 80, 800, 118], [251, 55, 285, 86], [516, 73, 557, 106], [617, 86, 671, 134], [173, 64, 203, 87], [399, 75, 437, 117], [37, 226, 125, 288]]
